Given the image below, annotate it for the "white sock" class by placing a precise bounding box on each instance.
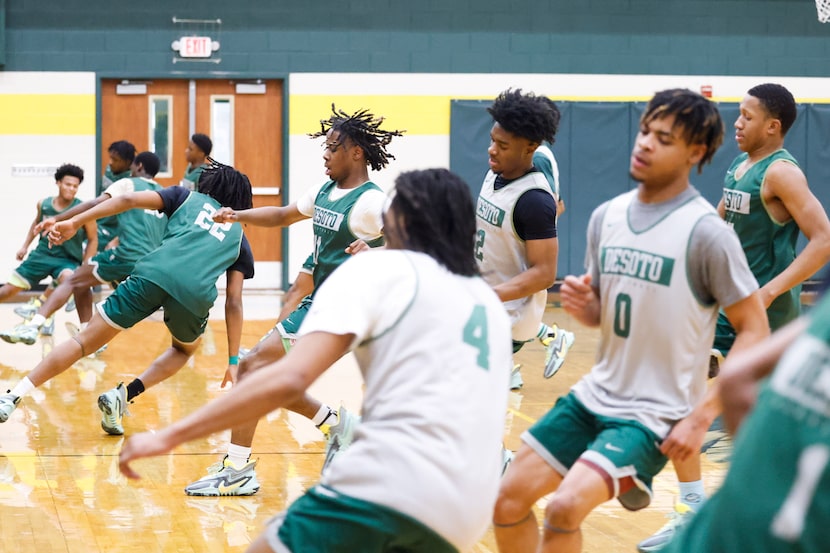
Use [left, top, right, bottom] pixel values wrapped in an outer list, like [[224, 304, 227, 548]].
[[10, 377, 36, 398], [29, 314, 46, 327], [311, 404, 336, 427], [678, 480, 706, 512], [537, 323, 550, 340], [227, 444, 252, 468]]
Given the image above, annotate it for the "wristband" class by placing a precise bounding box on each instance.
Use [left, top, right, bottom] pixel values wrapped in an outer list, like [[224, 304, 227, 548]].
[[229, 355, 239, 365]]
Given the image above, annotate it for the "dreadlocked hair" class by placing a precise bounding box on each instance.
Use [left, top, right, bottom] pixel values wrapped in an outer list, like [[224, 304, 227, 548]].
[[388, 169, 479, 277], [196, 158, 253, 210], [487, 89, 558, 144], [642, 89, 724, 174], [309, 104, 405, 172]]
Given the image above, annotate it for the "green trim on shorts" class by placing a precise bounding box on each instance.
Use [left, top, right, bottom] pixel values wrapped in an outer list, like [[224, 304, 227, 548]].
[[270, 485, 457, 553]]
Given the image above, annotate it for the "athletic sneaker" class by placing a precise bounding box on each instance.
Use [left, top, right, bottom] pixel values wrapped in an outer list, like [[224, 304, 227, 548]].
[[0, 392, 21, 423], [0, 323, 39, 345], [66, 322, 108, 356], [510, 364, 523, 390], [13, 297, 41, 319], [636, 503, 694, 552], [501, 447, 514, 476], [701, 415, 733, 463], [185, 456, 260, 496], [39, 316, 55, 336], [321, 406, 359, 474], [541, 326, 575, 379], [98, 382, 128, 435], [65, 296, 76, 312]]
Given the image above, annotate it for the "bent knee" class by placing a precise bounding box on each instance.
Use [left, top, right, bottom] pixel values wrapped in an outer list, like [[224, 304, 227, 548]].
[[493, 488, 535, 526], [544, 494, 588, 531]]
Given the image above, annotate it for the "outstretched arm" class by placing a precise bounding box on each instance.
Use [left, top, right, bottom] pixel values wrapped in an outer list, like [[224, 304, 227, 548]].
[[36, 193, 113, 234], [17, 201, 44, 260], [48, 191, 164, 245], [119, 331, 354, 478], [212, 204, 308, 228]]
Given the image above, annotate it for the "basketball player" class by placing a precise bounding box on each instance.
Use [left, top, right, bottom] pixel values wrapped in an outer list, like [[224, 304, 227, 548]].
[[476, 89, 560, 390], [0, 164, 96, 338], [180, 133, 212, 190], [639, 83, 830, 552], [118, 168, 511, 553], [0, 162, 254, 435], [492, 89, 769, 553], [662, 289, 830, 553], [183, 105, 404, 496], [0, 152, 168, 347]]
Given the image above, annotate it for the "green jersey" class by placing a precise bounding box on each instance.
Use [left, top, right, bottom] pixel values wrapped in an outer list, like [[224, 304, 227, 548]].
[[311, 180, 384, 291], [107, 177, 168, 262], [180, 163, 208, 191], [722, 149, 801, 329], [133, 190, 243, 316], [98, 165, 131, 249], [665, 293, 830, 553], [38, 196, 85, 262]]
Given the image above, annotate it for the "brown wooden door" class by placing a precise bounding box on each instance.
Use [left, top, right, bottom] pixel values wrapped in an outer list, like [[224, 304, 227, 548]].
[[100, 78, 283, 267]]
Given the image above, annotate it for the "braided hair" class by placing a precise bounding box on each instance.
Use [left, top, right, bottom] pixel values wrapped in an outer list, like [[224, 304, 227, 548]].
[[196, 158, 253, 211], [309, 104, 405, 171], [641, 88, 724, 173], [386, 169, 479, 277]]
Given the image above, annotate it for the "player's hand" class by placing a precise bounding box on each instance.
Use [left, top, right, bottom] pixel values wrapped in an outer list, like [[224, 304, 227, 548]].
[[48, 220, 78, 245], [35, 217, 56, 235], [560, 274, 594, 313], [212, 207, 237, 223], [119, 431, 172, 479], [660, 415, 707, 462], [15, 247, 27, 261], [345, 239, 371, 255], [221, 364, 238, 389]]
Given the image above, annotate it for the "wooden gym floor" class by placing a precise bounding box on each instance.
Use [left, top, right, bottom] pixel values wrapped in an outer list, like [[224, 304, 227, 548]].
[[0, 292, 727, 552]]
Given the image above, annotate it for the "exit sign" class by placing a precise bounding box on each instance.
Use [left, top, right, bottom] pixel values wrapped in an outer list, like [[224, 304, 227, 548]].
[[179, 36, 213, 58]]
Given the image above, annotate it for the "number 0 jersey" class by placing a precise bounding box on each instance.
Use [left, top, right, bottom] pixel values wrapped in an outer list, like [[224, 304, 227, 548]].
[[574, 190, 720, 438]]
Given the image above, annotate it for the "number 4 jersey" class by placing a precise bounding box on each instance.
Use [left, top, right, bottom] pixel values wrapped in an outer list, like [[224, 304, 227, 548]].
[[132, 187, 246, 317]]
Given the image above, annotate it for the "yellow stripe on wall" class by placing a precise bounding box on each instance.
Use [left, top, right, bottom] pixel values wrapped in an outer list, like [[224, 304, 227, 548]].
[[290, 92, 830, 136], [0, 94, 95, 135], [290, 95, 461, 136]]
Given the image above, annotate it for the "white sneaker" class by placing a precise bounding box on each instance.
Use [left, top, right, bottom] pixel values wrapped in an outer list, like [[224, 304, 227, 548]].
[[636, 503, 695, 552], [184, 456, 260, 496], [0, 392, 21, 423], [98, 383, 128, 435], [542, 326, 575, 378], [321, 406, 359, 474], [510, 364, 524, 390], [0, 323, 40, 346]]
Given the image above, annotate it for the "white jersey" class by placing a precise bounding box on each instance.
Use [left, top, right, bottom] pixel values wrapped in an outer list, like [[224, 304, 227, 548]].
[[573, 190, 720, 438], [476, 169, 553, 341], [301, 249, 512, 551]]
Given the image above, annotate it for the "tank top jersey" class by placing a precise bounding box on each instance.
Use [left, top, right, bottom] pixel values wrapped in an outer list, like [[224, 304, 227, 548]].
[[109, 177, 168, 262], [310, 250, 512, 552], [311, 180, 384, 292], [38, 197, 85, 262], [572, 190, 720, 438], [180, 163, 207, 191], [132, 191, 243, 316], [666, 294, 830, 553], [723, 149, 801, 329], [476, 169, 553, 341], [99, 166, 130, 242]]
